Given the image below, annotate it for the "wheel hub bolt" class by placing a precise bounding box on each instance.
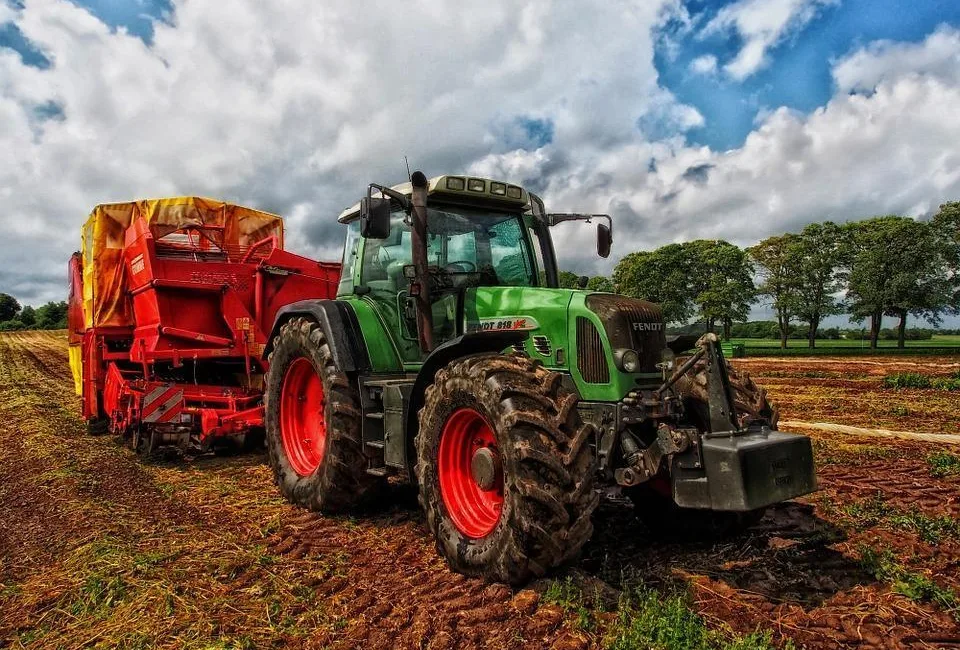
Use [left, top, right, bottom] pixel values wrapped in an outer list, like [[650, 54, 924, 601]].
[[470, 447, 500, 491]]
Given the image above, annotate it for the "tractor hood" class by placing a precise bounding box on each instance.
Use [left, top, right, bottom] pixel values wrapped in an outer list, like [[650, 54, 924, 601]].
[[461, 287, 667, 401]]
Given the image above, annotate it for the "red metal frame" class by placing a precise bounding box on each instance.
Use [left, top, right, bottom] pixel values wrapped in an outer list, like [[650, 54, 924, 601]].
[[70, 214, 339, 447]]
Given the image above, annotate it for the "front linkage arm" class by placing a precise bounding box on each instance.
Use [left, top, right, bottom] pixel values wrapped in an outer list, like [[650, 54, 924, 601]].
[[614, 333, 742, 487]]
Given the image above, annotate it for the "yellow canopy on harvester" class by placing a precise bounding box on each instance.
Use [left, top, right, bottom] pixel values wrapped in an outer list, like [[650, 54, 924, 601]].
[[80, 197, 284, 329]]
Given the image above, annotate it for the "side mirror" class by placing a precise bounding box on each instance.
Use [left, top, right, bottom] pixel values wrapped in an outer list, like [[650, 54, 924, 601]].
[[577, 275, 589, 289], [360, 197, 391, 239], [597, 223, 612, 258]]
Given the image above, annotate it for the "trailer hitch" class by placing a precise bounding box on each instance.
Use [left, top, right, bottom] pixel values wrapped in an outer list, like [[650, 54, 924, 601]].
[[614, 424, 693, 487]]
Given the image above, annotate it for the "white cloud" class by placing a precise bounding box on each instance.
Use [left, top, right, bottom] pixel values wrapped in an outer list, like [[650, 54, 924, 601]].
[[0, 0, 687, 303], [472, 27, 960, 277], [1, 0, 959, 316], [701, 0, 835, 80], [833, 24, 960, 93], [689, 54, 718, 75], [0, 5, 15, 25]]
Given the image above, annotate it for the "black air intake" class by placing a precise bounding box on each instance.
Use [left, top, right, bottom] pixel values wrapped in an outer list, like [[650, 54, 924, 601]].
[[584, 294, 665, 373], [577, 317, 610, 383]]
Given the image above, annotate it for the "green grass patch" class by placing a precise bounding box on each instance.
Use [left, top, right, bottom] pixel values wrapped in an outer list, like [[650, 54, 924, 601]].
[[543, 578, 787, 649], [840, 493, 960, 543], [928, 451, 960, 478], [70, 573, 128, 616], [733, 335, 960, 349], [858, 546, 960, 621], [886, 511, 960, 545], [607, 586, 787, 650], [812, 440, 895, 465], [883, 371, 960, 390], [543, 577, 601, 632], [729, 336, 960, 357]]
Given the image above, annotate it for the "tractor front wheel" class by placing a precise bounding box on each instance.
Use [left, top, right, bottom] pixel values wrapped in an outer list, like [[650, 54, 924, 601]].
[[416, 353, 598, 585], [264, 317, 380, 512]]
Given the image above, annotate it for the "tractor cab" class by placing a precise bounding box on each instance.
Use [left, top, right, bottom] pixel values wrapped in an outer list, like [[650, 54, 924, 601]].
[[334, 174, 610, 365]]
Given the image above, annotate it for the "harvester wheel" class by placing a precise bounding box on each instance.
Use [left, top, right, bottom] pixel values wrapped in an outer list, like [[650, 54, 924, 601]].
[[265, 317, 379, 513], [416, 353, 598, 585], [86, 417, 109, 436]]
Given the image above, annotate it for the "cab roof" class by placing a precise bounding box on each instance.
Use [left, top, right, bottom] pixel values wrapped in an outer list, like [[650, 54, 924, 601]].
[[337, 175, 529, 223]]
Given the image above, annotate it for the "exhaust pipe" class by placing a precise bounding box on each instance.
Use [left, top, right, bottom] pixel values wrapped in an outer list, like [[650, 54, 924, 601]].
[[409, 171, 434, 353]]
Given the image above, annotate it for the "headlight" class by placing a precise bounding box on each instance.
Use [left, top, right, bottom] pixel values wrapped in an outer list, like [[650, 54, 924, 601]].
[[660, 347, 675, 371], [614, 348, 640, 373]]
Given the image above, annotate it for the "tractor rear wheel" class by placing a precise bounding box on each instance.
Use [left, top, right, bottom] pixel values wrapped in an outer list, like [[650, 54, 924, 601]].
[[416, 353, 598, 585], [265, 317, 379, 513]]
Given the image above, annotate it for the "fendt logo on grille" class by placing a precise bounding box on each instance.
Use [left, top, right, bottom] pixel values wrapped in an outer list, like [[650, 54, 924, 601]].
[[631, 322, 663, 331]]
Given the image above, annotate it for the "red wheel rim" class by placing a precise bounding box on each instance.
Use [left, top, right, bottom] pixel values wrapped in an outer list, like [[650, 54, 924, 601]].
[[438, 408, 504, 538], [279, 357, 326, 476]]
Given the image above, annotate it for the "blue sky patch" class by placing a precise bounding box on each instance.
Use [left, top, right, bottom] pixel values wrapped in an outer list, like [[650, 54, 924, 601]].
[[517, 117, 555, 149], [655, 0, 960, 151], [0, 22, 50, 68], [69, 0, 171, 44]]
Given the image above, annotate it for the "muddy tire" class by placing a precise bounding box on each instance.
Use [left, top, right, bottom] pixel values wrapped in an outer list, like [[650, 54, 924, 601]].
[[625, 482, 763, 540], [132, 425, 155, 456], [86, 417, 109, 435], [416, 353, 599, 585], [264, 317, 379, 513], [674, 360, 779, 429]]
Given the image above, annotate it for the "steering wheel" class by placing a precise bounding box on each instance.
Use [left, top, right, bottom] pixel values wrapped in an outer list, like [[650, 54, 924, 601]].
[[444, 260, 477, 273]]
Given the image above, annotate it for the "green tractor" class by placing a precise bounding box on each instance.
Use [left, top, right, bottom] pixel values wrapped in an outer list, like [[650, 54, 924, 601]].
[[263, 171, 816, 585]]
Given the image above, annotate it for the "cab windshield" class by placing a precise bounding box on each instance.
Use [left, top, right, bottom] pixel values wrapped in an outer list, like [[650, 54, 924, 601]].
[[360, 207, 541, 292]]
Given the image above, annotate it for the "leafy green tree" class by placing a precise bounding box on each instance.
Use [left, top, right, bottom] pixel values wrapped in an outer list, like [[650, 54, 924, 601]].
[[613, 246, 697, 325], [686, 240, 755, 341], [843, 216, 902, 349], [843, 216, 956, 349], [794, 222, 844, 348], [18, 305, 36, 328], [558, 271, 582, 289], [932, 201, 960, 310], [586, 276, 614, 292], [748, 233, 802, 349], [35, 301, 68, 330], [0, 293, 20, 322]]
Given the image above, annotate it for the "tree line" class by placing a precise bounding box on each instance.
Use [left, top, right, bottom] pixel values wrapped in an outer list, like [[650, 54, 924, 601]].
[[0, 294, 68, 331], [2, 203, 958, 346], [577, 202, 960, 349]]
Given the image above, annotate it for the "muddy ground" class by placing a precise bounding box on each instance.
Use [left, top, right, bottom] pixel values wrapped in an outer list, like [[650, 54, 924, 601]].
[[1, 331, 958, 649]]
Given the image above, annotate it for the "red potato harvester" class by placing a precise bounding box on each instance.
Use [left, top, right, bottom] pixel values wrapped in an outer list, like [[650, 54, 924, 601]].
[[67, 197, 340, 454]]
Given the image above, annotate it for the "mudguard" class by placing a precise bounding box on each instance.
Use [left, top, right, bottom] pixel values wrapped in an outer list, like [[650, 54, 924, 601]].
[[405, 330, 528, 471], [265, 299, 370, 373]]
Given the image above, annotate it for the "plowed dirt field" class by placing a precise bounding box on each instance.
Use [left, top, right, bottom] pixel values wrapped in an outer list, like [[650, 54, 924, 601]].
[[1, 331, 959, 649]]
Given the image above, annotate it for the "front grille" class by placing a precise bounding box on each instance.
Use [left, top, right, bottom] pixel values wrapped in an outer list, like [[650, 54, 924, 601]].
[[577, 317, 610, 383], [584, 294, 665, 373]]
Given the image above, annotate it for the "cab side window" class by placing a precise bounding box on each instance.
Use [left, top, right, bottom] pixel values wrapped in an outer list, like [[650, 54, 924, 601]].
[[337, 220, 361, 296], [491, 218, 534, 286]]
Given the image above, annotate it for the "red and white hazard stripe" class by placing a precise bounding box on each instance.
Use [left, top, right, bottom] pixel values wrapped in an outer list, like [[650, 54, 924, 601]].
[[141, 384, 184, 424]]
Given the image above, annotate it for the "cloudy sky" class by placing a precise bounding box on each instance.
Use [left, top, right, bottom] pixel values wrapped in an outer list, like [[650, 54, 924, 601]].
[[2, 0, 959, 326]]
